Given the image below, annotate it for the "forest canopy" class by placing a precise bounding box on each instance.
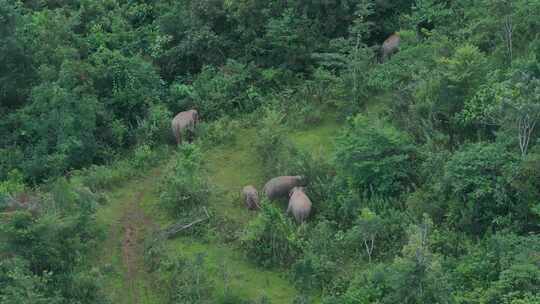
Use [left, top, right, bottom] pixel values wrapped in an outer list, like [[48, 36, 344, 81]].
[[1, 0, 539, 303]]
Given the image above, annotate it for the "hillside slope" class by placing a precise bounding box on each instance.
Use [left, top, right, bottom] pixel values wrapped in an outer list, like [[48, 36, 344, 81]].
[[92, 118, 341, 303]]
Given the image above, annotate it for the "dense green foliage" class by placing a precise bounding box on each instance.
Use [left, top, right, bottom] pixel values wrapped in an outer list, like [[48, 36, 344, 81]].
[[2, 0, 540, 303]]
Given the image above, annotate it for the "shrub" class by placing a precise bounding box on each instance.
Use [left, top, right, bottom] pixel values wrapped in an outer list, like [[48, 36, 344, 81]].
[[292, 220, 345, 291], [159, 144, 209, 217], [254, 107, 299, 177], [75, 145, 165, 192], [198, 117, 240, 147], [334, 115, 417, 197], [0, 170, 25, 197], [156, 254, 213, 304], [76, 163, 129, 192], [131, 144, 156, 170], [241, 204, 300, 268], [443, 142, 522, 235], [0, 180, 106, 303], [184, 60, 262, 120], [135, 104, 172, 146]]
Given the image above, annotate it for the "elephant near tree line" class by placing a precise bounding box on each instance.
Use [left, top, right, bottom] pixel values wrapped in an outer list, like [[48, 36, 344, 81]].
[[381, 32, 400, 62], [288, 187, 312, 223], [263, 175, 305, 201], [242, 185, 260, 210], [171, 109, 199, 145]]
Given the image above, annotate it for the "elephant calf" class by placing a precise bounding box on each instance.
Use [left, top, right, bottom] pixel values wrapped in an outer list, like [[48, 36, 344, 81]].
[[288, 187, 312, 223], [171, 109, 199, 145], [242, 185, 260, 210], [381, 32, 400, 62], [263, 175, 305, 201]]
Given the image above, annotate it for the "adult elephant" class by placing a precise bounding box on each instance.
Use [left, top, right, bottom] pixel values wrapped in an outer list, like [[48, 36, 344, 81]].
[[287, 187, 312, 223], [171, 109, 199, 145], [381, 32, 400, 62], [263, 175, 305, 201]]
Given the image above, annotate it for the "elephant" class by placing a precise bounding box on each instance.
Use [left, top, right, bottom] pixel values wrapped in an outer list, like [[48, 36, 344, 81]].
[[263, 175, 305, 201], [287, 187, 312, 223], [242, 185, 260, 210], [171, 109, 199, 145], [381, 32, 400, 62]]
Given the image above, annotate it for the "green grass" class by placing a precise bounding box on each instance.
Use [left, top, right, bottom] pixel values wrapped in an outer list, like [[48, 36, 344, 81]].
[[203, 128, 264, 224], [168, 237, 298, 302], [289, 115, 342, 156], [93, 168, 165, 304], [90, 112, 343, 304]]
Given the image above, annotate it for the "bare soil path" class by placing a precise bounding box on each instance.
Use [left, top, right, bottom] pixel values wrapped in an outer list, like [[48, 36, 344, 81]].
[[94, 168, 163, 304]]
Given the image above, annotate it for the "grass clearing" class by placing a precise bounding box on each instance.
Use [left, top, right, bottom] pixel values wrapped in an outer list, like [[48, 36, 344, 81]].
[[168, 237, 298, 302], [91, 112, 343, 303], [289, 116, 342, 156]]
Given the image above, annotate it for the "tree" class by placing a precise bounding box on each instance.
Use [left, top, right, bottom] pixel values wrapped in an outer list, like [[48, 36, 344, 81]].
[[0, 0, 35, 109], [350, 208, 383, 263], [463, 66, 540, 157], [443, 142, 522, 235], [334, 115, 417, 197]]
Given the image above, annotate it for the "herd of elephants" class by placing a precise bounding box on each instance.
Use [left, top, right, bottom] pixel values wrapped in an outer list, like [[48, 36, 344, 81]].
[[171, 109, 312, 223], [170, 33, 403, 222]]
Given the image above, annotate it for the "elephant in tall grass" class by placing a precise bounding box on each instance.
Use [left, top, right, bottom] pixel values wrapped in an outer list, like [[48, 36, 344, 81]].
[[287, 186, 312, 223], [242, 185, 260, 210], [381, 32, 400, 62], [263, 175, 305, 201], [171, 109, 199, 145]]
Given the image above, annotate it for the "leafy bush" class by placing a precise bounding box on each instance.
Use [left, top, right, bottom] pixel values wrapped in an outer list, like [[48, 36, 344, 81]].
[[241, 204, 300, 268], [0, 179, 106, 303], [76, 163, 130, 192], [181, 60, 262, 120], [334, 115, 417, 197], [0, 257, 61, 304], [75, 145, 166, 192], [292, 220, 345, 291], [0, 170, 25, 197], [135, 103, 172, 146], [159, 144, 209, 217], [131, 144, 157, 170], [156, 254, 213, 304], [254, 107, 300, 177], [443, 142, 523, 235], [198, 117, 240, 147]]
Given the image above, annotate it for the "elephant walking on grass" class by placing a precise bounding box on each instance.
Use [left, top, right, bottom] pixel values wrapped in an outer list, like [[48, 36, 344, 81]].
[[288, 187, 312, 223], [171, 109, 199, 145]]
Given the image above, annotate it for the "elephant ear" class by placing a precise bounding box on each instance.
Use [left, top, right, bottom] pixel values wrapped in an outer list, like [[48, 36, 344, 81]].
[[192, 110, 199, 123]]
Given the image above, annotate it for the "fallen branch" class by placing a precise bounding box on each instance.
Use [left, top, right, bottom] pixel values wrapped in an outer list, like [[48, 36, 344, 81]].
[[159, 207, 210, 239]]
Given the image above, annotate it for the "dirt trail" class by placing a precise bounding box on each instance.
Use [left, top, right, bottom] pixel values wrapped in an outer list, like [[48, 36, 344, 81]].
[[120, 190, 154, 304]]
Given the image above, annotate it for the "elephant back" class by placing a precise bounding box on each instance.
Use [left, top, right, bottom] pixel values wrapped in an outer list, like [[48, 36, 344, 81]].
[[263, 175, 304, 200], [171, 109, 198, 143], [381, 33, 400, 60], [288, 187, 312, 223]]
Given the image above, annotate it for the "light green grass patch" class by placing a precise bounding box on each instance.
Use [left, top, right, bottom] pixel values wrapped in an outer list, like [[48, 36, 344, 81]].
[[168, 237, 298, 302], [93, 168, 166, 304], [289, 117, 342, 156], [203, 128, 265, 224]]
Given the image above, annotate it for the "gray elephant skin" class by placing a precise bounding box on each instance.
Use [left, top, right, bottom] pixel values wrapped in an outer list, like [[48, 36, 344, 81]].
[[287, 187, 312, 223], [263, 175, 305, 201], [381, 32, 400, 62], [171, 109, 199, 144], [242, 185, 260, 210]]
